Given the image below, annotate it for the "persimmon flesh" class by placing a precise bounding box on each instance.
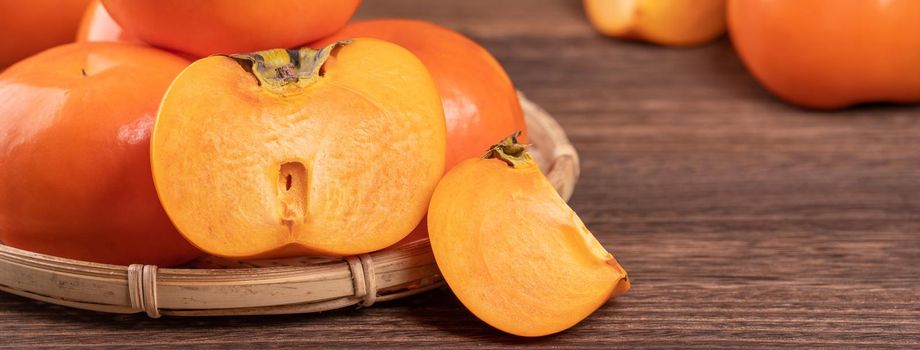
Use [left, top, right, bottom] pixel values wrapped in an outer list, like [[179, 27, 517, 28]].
[[314, 19, 527, 170], [315, 19, 529, 246], [428, 134, 630, 337], [151, 39, 446, 259]]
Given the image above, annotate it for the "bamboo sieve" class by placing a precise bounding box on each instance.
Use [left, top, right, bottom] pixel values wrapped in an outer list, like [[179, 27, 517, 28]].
[[0, 93, 580, 317]]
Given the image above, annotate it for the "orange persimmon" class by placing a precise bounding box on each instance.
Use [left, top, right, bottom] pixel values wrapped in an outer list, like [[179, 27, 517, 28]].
[[101, 0, 362, 57], [151, 39, 446, 259], [315, 19, 529, 246], [428, 133, 630, 337], [584, 0, 726, 47], [314, 19, 527, 170], [728, 0, 920, 109], [0, 0, 91, 69], [77, 0, 138, 43], [0, 43, 201, 266]]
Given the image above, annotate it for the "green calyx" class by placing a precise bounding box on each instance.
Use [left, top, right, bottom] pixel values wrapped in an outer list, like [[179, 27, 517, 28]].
[[228, 40, 351, 92], [483, 131, 534, 168]]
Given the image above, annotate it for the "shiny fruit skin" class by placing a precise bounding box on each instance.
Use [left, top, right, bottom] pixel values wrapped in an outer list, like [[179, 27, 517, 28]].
[[101, 0, 362, 57], [728, 0, 920, 109], [0, 42, 202, 266]]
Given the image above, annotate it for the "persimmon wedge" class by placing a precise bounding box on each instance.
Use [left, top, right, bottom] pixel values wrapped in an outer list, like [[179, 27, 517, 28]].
[[151, 39, 446, 258], [428, 133, 630, 337]]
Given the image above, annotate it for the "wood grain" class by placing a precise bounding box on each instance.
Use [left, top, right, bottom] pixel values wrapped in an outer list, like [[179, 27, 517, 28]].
[[2, 0, 920, 348]]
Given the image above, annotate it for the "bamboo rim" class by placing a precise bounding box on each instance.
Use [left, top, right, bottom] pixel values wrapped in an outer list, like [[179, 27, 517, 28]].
[[0, 93, 580, 317]]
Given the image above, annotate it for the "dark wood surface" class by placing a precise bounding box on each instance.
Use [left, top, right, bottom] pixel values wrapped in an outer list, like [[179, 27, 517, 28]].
[[3, 0, 920, 348]]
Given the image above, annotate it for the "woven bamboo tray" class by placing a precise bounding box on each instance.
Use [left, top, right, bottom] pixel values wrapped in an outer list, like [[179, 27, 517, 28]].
[[0, 94, 580, 318]]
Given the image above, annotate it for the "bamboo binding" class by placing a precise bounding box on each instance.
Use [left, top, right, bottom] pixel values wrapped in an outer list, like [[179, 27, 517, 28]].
[[0, 93, 580, 317]]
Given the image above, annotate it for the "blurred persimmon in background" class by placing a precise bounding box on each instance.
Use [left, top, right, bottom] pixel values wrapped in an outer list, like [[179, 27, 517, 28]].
[[101, 0, 361, 57], [583, 0, 726, 47], [77, 0, 138, 43], [729, 0, 920, 109], [0, 0, 90, 69]]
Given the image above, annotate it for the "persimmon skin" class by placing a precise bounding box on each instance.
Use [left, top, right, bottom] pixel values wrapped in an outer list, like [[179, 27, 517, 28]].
[[314, 19, 527, 170], [584, 0, 727, 47], [428, 137, 629, 337], [151, 39, 446, 259], [0, 43, 201, 266], [101, 0, 361, 57], [0, 0, 90, 69], [728, 0, 920, 109], [77, 0, 138, 44]]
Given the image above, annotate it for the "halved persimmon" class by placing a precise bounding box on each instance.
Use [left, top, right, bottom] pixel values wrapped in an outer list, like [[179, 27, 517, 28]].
[[151, 39, 446, 259], [428, 133, 629, 336], [101, 0, 361, 57]]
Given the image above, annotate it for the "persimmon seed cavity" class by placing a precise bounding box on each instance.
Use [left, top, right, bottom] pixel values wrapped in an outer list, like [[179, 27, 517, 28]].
[[278, 162, 307, 224]]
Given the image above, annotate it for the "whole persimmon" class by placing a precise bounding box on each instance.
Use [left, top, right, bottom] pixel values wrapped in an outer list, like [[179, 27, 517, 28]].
[[101, 0, 362, 57], [151, 39, 446, 259], [729, 0, 920, 109], [314, 19, 527, 170], [428, 133, 630, 337], [0, 43, 202, 266], [77, 0, 139, 43], [0, 0, 90, 68]]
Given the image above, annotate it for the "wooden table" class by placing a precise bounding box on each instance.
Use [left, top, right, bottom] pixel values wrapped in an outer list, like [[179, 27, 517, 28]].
[[3, 1, 919, 348]]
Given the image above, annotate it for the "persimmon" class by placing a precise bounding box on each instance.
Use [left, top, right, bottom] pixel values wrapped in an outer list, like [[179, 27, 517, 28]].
[[101, 0, 362, 57], [314, 19, 527, 170], [0, 0, 90, 68], [584, 0, 727, 47], [0, 43, 201, 266], [315, 19, 529, 246], [428, 133, 630, 337], [151, 39, 446, 259], [77, 0, 138, 43], [728, 0, 920, 109]]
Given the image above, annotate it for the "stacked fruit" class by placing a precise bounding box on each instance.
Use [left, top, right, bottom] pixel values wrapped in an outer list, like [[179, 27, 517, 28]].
[[0, 0, 628, 336]]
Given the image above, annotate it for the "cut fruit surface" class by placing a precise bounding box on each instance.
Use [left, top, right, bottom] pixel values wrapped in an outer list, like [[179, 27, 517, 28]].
[[428, 134, 629, 337], [151, 39, 446, 258]]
